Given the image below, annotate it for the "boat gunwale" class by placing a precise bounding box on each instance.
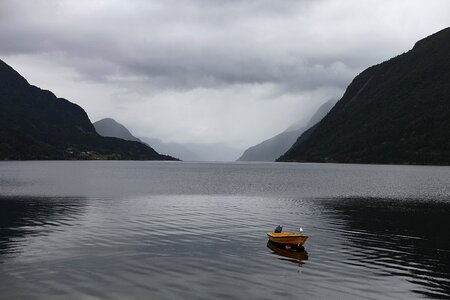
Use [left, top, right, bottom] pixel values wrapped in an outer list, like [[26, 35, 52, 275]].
[[266, 232, 309, 238], [266, 231, 309, 246]]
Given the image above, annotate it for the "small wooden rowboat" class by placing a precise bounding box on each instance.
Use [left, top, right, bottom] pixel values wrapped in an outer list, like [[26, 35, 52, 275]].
[[266, 231, 308, 246]]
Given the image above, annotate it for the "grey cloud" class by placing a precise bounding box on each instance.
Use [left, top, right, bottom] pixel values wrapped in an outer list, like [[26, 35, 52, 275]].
[[0, 0, 359, 93], [1, 0, 448, 92]]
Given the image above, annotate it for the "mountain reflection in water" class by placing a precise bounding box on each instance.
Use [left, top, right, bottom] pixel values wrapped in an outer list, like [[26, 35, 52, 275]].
[[0, 196, 87, 259], [317, 197, 450, 298]]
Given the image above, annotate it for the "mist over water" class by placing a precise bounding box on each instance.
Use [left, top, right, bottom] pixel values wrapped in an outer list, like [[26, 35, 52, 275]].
[[0, 161, 449, 299]]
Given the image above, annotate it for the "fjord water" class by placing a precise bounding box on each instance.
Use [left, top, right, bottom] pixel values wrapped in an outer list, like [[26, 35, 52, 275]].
[[0, 162, 449, 299]]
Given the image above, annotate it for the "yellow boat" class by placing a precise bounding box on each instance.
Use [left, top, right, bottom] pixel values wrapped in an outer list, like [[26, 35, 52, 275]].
[[266, 231, 308, 246]]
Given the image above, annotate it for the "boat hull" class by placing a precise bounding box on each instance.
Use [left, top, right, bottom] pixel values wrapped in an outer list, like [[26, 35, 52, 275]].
[[266, 232, 308, 246]]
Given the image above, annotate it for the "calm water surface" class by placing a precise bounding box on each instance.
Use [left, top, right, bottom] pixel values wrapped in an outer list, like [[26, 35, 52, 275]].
[[0, 161, 449, 299]]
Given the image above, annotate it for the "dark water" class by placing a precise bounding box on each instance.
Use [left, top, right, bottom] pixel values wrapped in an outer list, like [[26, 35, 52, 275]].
[[0, 161, 449, 299]]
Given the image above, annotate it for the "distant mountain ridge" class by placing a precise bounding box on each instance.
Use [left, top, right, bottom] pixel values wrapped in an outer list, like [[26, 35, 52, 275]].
[[0, 59, 176, 160], [139, 137, 201, 161], [140, 137, 243, 162], [237, 100, 335, 161], [93, 118, 241, 161], [94, 118, 141, 142], [278, 27, 450, 165]]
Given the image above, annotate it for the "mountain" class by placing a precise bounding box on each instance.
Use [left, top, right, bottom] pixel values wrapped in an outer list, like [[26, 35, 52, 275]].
[[91, 118, 241, 161], [139, 137, 242, 162], [92, 118, 242, 161], [278, 28, 450, 165], [139, 137, 201, 161], [237, 100, 335, 161], [94, 118, 141, 142], [0, 59, 176, 160]]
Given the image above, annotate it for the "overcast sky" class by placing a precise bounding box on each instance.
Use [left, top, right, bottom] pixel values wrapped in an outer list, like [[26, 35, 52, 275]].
[[1, 0, 449, 149]]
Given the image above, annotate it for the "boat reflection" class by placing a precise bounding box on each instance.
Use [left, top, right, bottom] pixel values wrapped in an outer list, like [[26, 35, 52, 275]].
[[267, 241, 308, 265]]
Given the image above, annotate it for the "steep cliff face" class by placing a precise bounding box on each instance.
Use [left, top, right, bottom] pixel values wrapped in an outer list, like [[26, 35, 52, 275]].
[[0, 59, 176, 160], [279, 28, 450, 165]]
